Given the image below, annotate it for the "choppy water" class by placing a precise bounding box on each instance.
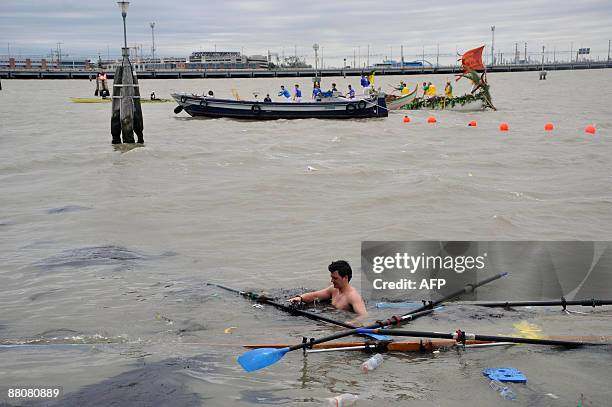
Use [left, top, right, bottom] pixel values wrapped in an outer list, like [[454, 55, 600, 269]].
[[1, 70, 611, 406]]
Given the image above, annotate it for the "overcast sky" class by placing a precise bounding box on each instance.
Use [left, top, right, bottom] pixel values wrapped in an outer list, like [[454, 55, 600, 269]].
[[1, 0, 611, 66]]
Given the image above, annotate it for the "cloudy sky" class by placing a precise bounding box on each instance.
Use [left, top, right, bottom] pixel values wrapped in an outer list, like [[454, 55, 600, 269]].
[[1, 0, 611, 66]]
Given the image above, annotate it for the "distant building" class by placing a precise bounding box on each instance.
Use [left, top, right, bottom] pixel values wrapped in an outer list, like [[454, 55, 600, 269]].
[[187, 51, 269, 69], [0, 51, 291, 72], [247, 55, 269, 69], [102, 56, 187, 71], [189, 51, 244, 64], [0, 57, 93, 70]]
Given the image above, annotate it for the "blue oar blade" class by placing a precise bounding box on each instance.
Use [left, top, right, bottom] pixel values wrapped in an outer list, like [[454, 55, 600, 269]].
[[364, 333, 392, 341], [238, 347, 290, 372]]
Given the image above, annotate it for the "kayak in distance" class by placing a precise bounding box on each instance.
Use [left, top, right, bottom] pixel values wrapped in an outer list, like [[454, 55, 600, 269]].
[[70, 97, 172, 104]]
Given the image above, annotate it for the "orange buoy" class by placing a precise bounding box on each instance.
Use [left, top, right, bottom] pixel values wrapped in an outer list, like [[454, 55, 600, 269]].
[[499, 122, 509, 132], [403, 116, 411, 123], [585, 125, 596, 135], [427, 116, 437, 124], [468, 120, 477, 127], [544, 122, 554, 131]]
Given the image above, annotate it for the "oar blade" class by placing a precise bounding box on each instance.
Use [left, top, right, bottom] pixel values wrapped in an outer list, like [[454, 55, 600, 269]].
[[365, 333, 392, 341], [238, 347, 290, 372]]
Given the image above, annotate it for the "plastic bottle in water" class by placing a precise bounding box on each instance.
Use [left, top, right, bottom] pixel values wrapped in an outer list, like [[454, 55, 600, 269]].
[[489, 379, 517, 401], [321, 393, 359, 406], [360, 353, 384, 373]]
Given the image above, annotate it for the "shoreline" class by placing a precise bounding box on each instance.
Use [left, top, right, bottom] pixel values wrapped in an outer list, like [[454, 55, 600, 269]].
[[1, 61, 611, 80]]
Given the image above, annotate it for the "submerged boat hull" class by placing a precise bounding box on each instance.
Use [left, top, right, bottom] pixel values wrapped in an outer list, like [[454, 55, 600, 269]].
[[172, 94, 388, 120]]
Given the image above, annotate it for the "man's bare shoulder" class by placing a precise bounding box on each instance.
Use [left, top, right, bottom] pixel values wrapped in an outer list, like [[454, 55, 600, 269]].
[[346, 286, 364, 301]]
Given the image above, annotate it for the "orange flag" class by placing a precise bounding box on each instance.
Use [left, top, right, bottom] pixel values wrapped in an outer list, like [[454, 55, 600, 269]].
[[461, 45, 485, 73]]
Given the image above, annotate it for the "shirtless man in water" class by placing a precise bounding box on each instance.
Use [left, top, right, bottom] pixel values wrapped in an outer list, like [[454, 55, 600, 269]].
[[288, 260, 367, 319]]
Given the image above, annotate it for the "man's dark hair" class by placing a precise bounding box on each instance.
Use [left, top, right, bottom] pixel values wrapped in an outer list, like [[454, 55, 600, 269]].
[[328, 260, 352, 281]]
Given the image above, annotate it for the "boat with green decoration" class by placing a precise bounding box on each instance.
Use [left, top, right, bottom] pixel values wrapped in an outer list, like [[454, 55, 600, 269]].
[[401, 46, 497, 111]]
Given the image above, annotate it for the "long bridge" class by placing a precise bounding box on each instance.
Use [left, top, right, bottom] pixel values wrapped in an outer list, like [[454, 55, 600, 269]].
[[1, 61, 610, 80]]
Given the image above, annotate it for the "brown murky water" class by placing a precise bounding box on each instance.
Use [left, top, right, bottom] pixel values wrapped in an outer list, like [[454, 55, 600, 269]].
[[1, 70, 611, 406]]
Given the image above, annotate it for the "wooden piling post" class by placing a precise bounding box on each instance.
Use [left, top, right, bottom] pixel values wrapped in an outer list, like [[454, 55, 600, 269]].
[[132, 71, 144, 144], [110, 65, 123, 144], [120, 58, 135, 144], [110, 47, 144, 145]]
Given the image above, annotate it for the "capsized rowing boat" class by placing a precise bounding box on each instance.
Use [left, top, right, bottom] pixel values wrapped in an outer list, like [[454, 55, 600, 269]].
[[70, 97, 172, 104], [244, 335, 612, 352], [245, 339, 495, 352]]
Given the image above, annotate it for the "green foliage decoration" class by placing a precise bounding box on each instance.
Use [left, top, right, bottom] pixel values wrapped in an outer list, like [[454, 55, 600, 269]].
[[402, 71, 496, 110]]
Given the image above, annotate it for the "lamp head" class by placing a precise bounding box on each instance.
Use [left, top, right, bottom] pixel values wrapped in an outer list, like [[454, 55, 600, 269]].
[[117, 1, 130, 17]]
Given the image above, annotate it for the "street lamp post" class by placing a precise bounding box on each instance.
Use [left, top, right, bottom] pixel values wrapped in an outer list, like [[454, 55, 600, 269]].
[[150, 22, 156, 62], [515, 42, 518, 64], [313, 43, 319, 76], [117, 1, 130, 57], [490, 26, 495, 65]]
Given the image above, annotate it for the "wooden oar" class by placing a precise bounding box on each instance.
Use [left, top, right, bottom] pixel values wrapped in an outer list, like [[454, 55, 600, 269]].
[[356, 328, 610, 347], [237, 272, 508, 372]]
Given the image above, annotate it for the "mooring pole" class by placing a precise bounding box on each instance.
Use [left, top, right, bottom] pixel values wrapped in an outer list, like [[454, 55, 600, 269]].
[[111, 1, 144, 145]]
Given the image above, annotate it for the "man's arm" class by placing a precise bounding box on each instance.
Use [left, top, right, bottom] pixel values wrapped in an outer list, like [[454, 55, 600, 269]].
[[345, 291, 367, 325], [349, 292, 367, 317], [288, 286, 333, 304]]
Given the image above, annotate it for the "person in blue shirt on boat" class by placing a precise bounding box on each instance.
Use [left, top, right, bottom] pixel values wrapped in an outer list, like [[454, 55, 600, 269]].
[[360, 74, 371, 94], [293, 84, 302, 103], [329, 83, 342, 97], [288, 260, 367, 319], [360, 74, 370, 88], [278, 85, 291, 100], [312, 82, 322, 100], [346, 84, 356, 99]]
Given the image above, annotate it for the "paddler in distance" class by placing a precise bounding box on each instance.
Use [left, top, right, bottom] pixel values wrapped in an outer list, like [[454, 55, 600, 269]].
[[288, 260, 367, 320], [278, 85, 291, 101]]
